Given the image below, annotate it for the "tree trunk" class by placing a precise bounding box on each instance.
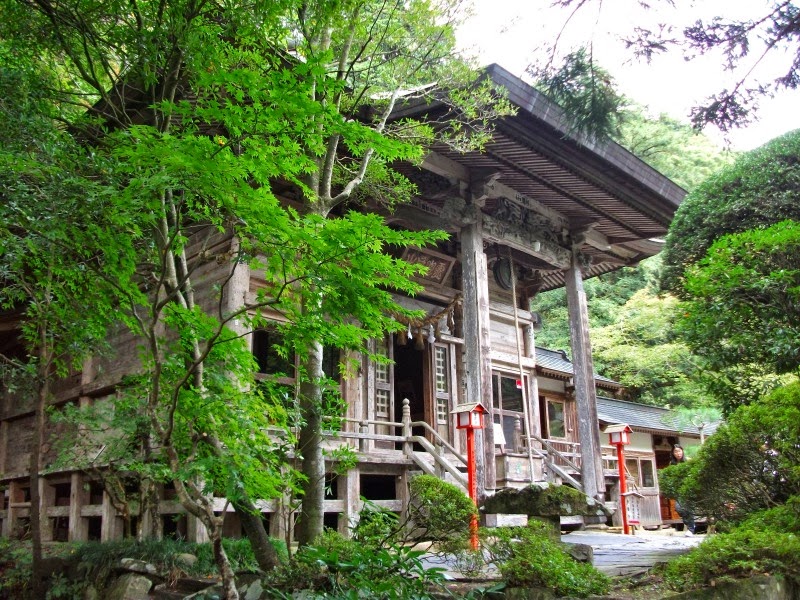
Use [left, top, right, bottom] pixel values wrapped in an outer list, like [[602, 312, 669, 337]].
[[233, 496, 282, 570], [295, 339, 325, 546], [211, 526, 240, 600], [137, 477, 160, 541], [29, 339, 50, 598]]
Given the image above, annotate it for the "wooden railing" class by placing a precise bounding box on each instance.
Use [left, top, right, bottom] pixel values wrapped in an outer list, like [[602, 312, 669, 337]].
[[324, 398, 468, 489], [322, 402, 623, 498]]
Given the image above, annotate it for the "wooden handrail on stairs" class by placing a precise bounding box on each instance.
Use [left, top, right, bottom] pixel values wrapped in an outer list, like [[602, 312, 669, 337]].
[[331, 399, 469, 490], [528, 434, 585, 493]]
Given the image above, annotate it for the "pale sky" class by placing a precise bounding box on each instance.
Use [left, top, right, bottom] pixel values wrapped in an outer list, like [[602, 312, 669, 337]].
[[457, 0, 800, 151]]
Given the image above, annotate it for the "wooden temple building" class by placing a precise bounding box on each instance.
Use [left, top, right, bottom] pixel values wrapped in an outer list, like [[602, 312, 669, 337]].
[[0, 64, 686, 542]]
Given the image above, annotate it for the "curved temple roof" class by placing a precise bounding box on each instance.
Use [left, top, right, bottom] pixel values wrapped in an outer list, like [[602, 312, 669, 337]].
[[391, 64, 686, 291]]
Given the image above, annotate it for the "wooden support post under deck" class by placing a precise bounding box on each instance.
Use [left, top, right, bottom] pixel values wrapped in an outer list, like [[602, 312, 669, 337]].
[[188, 513, 210, 543], [341, 467, 361, 535], [39, 477, 53, 542], [565, 253, 605, 502], [100, 490, 118, 542], [460, 217, 495, 499], [68, 472, 87, 541]]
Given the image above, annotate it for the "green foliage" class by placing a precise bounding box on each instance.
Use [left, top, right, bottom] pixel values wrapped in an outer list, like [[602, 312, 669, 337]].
[[615, 108, 734, 192], [530, 257, 712, 407], [591, 289, 709, 407], [351, 502, 404, 547], [44, 573, 83, 600], [532, 48, 626, 140], [660, 382, 800, 523], [485, 525, 609, 598], [678, 220, 800, 386], [738, 496, 800, 534], [531, 258, 657, 354], [407, 474, 476, 546], [267, 529, 447, 599], [664, 516, 800, 590], [0, 538, 33, 599], [662, 129, 800, 294], [191, 538, 274, 574]]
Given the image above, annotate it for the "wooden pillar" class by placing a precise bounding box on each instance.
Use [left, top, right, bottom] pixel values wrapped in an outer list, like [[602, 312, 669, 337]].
[[100, 490, 118, 541], [0, 418, 7, 477], [39, 478, 54, 542], [397, 470, 410, 525], [68, 473, 87, 541], [340, 467, 361, 535], [460, 216, 495, 499], [524, 323, 543, 451], [270, 487, 292, 543], [564, 252, 605, 502], [1, 487, 9, 537], [6, 481, 25, 537], [187, 513, 209, 543], [221, 235, 251, 338]]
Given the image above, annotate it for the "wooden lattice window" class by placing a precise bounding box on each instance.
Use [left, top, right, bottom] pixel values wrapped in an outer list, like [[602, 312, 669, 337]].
[[374, 337, 393, 436], [433, 345, 451, 438]]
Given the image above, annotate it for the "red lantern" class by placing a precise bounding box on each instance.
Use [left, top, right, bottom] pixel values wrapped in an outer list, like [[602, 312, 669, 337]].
[[452, 402, 487, 549], [604, 423, 633, 534], [453, 402, 486, 430]]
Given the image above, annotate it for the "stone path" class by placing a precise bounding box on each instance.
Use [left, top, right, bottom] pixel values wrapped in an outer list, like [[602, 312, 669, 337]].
[[422, 528, 705, 580], [561, 529, 706, 576]]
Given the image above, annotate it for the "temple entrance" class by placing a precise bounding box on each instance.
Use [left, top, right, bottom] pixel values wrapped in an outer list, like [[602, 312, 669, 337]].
[[393, 340, 425, 426]]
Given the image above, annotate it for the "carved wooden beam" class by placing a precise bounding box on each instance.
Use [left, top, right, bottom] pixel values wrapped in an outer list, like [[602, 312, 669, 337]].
[[482, 214, 571, 269], [572, 227, 640, 260], [482, 180, 569, 231]]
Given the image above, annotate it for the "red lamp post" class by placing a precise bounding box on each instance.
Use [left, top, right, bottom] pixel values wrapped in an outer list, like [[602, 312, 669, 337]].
[[604, 423, 633, 535], [453, 402, 486, 550]]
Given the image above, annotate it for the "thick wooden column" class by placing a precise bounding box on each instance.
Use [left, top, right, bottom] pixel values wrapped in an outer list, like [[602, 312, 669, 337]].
[[68, 472, 87, 541], [460, 216, 495, 499], [565, 252, 605, 502], [340, 467, 361, 535], [221, 236, 251, 337]]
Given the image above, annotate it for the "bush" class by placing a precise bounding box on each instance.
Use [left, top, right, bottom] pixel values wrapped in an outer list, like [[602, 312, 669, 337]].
[[664, 498, 800, 590], [739, 496, 800, 533], [352, 501, 404, 546], [266, 529, 447, 599], [664, 526, 800, 589], [407, 474, 476, 546], [660, 382, 800, 525], [484, 524, 609, 598], [0, 538, 33, 599]]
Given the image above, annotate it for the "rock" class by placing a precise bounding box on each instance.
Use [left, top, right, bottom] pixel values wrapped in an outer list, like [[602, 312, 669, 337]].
[[237, 573, 264, 600], [152, 578, 216, 599], [83, 584, 99, 600], [151, 583, 187, 600], [176, 553, 198, 569], [505, 587, 557, 600], [185, 583, 224, 599], [105, 573, 153, 600], [483, 513, 529, 527], [666, 574, 798, 600], [242, 579, 264, 600], [563, 542, 593, 563], [119, 558, 158, 576], [482, 484, 609, 520]]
